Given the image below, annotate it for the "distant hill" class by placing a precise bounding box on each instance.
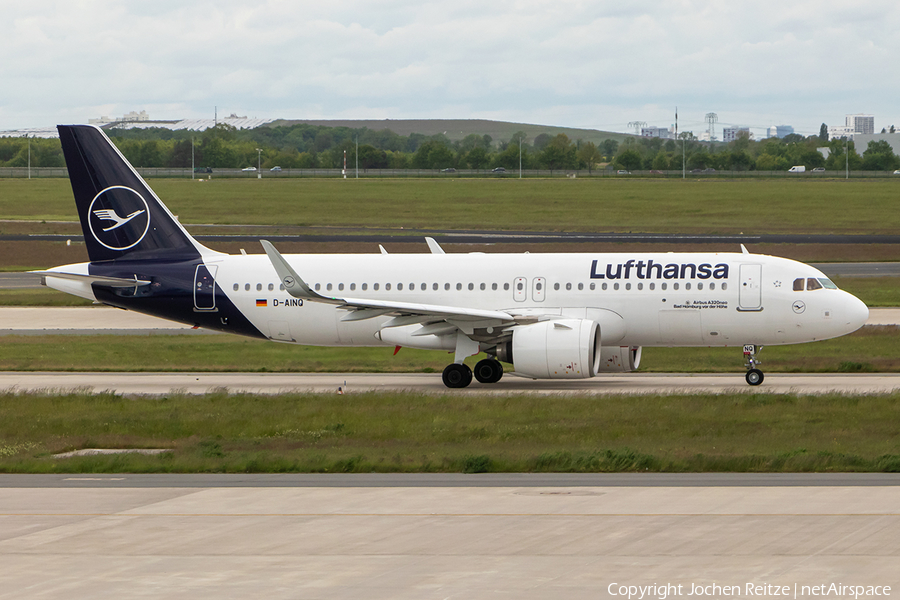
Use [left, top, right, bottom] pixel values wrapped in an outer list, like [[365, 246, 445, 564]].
[[269, 119, 631, 146]]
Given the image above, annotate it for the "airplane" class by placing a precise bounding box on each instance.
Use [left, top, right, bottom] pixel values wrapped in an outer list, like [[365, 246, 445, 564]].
[[35, 124, 869, 388]]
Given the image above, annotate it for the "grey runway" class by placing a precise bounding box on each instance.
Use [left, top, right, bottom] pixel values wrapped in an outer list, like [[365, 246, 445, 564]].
[[0, 477, 897, 598]]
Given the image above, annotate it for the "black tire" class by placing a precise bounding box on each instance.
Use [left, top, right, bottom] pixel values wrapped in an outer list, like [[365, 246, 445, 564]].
[[745, 368, 764, 386], [473, 359, 503, 384], [442, 363, 473, 388]]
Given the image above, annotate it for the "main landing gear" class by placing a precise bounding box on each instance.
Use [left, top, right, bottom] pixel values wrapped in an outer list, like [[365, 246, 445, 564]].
[[743, 344, 764, 386], [442, 358, 504, 388]]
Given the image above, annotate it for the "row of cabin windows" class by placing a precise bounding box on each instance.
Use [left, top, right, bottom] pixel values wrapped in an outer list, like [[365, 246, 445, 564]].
[[234, 283, 286, 292], [233, 281, 728, 293]]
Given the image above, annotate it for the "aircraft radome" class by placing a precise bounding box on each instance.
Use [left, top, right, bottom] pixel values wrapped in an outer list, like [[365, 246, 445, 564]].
[[33, 125, 869, 388]]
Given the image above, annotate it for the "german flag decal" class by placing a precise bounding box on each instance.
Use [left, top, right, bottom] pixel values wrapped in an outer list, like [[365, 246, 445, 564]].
[[256, 299, 267, 307]]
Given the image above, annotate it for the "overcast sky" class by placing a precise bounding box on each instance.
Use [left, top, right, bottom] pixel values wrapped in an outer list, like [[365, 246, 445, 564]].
[[2, 0, 898, 137]]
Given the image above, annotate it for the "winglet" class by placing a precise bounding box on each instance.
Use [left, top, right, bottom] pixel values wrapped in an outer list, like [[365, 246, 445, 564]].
[[740, 244, 749, 255], [425, 237, 445, 255], [260, 239, 329, 301]]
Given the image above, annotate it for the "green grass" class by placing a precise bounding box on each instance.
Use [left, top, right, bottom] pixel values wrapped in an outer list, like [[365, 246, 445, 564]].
[[0, 325, 897, 373], [0, 289, 93, 306], [3, 178, 900, 234], [834, 276, 900, 307], [0, 389, 898, 473]]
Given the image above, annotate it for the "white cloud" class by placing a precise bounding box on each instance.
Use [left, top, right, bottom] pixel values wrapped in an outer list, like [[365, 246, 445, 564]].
[[1, 0, 899, 133]]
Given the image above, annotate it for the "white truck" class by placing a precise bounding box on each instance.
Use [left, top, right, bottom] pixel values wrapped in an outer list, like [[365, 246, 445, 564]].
[[788, 165, 806, 173]]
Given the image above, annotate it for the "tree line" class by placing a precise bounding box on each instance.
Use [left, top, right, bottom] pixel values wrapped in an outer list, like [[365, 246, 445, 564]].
[[1, 122, 898, 172]]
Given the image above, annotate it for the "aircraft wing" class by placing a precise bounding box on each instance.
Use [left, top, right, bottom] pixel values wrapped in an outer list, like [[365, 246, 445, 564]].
[[260, 240, 515, 326]]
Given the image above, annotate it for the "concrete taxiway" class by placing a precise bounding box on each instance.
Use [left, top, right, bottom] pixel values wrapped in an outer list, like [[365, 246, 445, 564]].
[[0, 475, 897, 598], [2, 371, 900, 395]]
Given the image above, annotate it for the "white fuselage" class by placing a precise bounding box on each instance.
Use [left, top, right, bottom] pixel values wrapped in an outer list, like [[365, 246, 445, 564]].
[[176, 250, 866, 349]]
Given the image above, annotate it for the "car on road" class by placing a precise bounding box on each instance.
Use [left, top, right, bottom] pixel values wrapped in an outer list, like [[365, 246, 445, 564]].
[[241, 166, 257, 172], [491, 167, 506, 173], [813, 167, 826, 172], [894, 170, 900, 175], [193, 167, 212, 173], [270, 166, 282, 172], [441, 168, 456, 173], [616, 169, 631, 175]]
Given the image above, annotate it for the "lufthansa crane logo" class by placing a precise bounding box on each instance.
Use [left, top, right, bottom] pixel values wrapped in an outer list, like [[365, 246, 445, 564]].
[[87, 186, 151, 251]]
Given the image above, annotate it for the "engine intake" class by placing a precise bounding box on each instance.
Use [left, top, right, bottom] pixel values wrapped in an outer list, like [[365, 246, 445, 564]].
[[507, 319, 601, 379]]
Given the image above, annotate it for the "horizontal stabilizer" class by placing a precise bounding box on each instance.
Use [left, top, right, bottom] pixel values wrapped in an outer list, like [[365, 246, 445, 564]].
[[31, 270, 151, 287]]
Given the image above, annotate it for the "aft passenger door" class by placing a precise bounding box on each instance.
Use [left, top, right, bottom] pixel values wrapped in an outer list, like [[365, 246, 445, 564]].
[[194, 264, 218, 311]]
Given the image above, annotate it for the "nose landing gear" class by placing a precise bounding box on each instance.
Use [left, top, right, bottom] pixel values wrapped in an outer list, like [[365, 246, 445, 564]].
[[743, 344, 764, 386]]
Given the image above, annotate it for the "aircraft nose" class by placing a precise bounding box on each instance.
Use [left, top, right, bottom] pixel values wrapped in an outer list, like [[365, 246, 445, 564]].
[[843, 292, 869, 333]]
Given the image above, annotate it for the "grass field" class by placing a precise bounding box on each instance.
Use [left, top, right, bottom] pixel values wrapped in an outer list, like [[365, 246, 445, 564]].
[[0, 325, 896, 373], [2, 178, 900, 234], [0, 389, 898, 473]]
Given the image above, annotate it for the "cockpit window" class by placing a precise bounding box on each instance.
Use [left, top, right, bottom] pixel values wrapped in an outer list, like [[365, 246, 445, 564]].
[[794, 277, 839, 292]]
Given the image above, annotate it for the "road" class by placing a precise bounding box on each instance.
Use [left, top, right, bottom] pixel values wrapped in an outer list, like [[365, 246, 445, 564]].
[[10, 228, 900, 245]]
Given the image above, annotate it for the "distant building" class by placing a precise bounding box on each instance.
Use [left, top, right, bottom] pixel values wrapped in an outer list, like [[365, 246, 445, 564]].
[[122, 110, 150, 122], [828, 125, 856, 141], [89, 110, 150, 125], [723, 126, 750, 143], [827, 114, 875, 141], [766, 125, 794, 138], [641, 126, 672, 139], [846, 114, 874, 135]]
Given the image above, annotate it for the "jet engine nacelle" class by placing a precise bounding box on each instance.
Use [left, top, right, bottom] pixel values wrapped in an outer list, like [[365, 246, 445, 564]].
[[597, 346, 642, 372], [509, 318, 601, 379]]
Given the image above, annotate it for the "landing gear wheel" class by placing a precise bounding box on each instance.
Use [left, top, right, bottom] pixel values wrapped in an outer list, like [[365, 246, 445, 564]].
[[745, 368, 764, 386], [442, 363, 473, 388], [474, 359, 504, 384]]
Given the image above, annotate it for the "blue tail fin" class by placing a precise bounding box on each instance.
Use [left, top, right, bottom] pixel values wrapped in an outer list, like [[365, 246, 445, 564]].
[[58, 124, 204, 262]]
